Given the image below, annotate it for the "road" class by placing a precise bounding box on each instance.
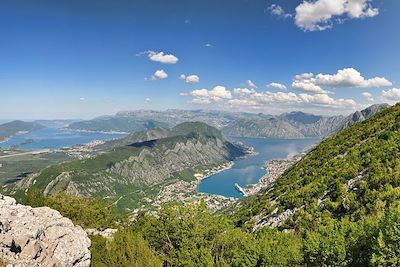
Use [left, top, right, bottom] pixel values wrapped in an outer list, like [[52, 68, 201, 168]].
[[0, 149, 50, 159]]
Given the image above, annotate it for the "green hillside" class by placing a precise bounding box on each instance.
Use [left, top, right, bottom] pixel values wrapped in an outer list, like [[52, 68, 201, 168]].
[[0, 120, 44, 141], [17, 104, 400, 266], [237, 103, 400, 227], [67, 116, 170, 133], [10, 122, 246, 212]]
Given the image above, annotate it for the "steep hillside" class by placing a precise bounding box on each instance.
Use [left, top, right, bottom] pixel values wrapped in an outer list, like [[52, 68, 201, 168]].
[[237, 103, 400, 231], [9, 122, 246, 211], [0, 120, 44, 141], [222, 118, 305, 138], [223, 104, 388, 138], [335, 103, 390, 131]]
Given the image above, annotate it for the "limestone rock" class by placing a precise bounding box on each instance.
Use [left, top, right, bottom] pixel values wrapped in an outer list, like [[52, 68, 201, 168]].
[[0, 194, 91, 267]]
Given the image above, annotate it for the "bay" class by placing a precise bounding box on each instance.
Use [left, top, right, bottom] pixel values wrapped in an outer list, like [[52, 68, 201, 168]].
[[197, 137, 320, 198], [0, 127, 127, 150]]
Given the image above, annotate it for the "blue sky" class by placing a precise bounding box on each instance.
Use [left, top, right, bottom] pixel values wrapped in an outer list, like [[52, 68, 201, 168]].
[[0, 0, 399, 119]]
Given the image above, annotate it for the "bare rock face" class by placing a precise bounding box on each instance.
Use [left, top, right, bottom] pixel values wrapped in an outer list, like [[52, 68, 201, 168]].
[[0, 194, 91, 267]]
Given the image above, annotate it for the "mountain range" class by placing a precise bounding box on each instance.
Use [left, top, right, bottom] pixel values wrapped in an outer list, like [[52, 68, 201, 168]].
[[65, 104, 390, 139], [8, 122, 247, 211]]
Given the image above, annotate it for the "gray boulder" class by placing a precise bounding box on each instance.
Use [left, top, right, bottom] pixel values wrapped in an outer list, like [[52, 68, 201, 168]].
[[0, 194, 91, 267]]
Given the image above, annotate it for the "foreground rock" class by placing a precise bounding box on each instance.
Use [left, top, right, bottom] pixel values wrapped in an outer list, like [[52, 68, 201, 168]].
[[0, 194, 91, 267]]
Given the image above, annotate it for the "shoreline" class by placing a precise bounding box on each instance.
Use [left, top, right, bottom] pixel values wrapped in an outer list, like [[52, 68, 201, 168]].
[[148, 161, 238, 213], [63, 128, 129, 135], [244, 154, 303, 196]]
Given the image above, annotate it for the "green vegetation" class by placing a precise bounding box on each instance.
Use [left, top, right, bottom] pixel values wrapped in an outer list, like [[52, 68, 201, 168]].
[[0, 152, 70, 183], [23, 190, 117, 229], [7, 122, 246, 212], [0, 120, 44, 141], [91, 231, 162, 267], [67, 116, 169, 133], [8, 104, 400, 266]]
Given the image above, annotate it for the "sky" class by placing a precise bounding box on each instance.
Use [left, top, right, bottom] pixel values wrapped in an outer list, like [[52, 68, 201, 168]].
[[0, 0, 399, 119]]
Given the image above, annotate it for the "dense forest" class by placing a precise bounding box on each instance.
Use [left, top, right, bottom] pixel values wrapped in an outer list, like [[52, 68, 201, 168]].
[[21, 103, 400, 266]]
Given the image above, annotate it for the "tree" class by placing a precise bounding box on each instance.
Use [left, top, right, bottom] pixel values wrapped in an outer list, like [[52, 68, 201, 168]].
[[371, 204, 400, 266]]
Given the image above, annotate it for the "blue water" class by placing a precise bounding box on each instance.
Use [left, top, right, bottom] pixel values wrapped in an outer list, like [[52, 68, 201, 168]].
[[197, 137, 320, 198], [0, 127, 127, 150]]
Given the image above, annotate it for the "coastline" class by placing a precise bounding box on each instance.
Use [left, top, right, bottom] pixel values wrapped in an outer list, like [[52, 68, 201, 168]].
[[64, 128, 129, 135], [148, 161, 238, 213], [244, 154, 303, 196]]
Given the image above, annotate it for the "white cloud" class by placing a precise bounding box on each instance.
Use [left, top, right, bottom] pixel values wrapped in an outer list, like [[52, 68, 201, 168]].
[[381, 88, 400, 103], [292, 73, 327, 93], [361, 92, 374, 101], [246, 80, 257, 88], [292, 68, 391, 93], [295, 0, 379, 31], [180, 74, 200, 84], [147, 69, 168, 80], [233, 88, 256, 95], [267, 82, 287, 90], [138, 50, 178, 64], [190, 86, 232, 104], [79, 97, 85, 101], [145, 97, 151, 102], [267, 4, 292, 19], [205, 43, 213, 47], [184, 84, 359, 113]]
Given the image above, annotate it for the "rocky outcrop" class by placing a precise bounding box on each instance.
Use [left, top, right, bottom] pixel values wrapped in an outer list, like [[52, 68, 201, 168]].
[[0, 194, 91, 267]]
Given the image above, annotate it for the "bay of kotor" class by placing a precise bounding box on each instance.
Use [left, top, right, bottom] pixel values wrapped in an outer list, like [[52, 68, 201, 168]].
[[197, 137, 319, 198]]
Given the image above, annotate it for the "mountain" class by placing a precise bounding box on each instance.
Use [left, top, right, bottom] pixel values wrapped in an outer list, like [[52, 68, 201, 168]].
[[222, 104, 388, 139], [221, 118, 305, 139], [279, 111, 323, 124], [237, 103, 400, 232], [0, 120, 45, 141], [9, 122, 247, 211], [67, 116, 170, 133], [68, 105, 389, 139], [335, 103, 390, 131], [66, 109, 274, 133]]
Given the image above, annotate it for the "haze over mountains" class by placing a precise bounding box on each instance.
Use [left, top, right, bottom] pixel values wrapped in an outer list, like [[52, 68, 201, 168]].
[[67, 104, 389, 139]]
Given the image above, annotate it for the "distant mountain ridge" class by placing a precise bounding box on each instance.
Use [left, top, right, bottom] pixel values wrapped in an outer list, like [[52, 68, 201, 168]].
[[0, 120, 45, 141], [64, 104, 390, 139], [223, 104, 389, 138]]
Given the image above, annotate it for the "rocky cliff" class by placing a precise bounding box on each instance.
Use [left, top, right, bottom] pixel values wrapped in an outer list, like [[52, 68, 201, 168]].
[[0, 194, 91, 267], [222, 104, 389, 138]]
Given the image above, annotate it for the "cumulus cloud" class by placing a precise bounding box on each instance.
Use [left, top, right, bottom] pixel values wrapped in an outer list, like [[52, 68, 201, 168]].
[[186, 84, 358, 112], [268, 4, 292, 19], [146, 69, 168, 80], [180, 74, 200, 84], [267, 82, 287, 90], [381, 88, 400, 103], [292, 73, 327, 93], [205, 43, 213, 47], [233, 88, 256, 95], [138, 50, 178, 64], [292, 68, 391, 93], [190, 86, 232, 104], [246, 80, 257, 88], [361, 92, 374, 101], [145, 97, 151, 102], [229, 89, 358, 110], [295, 0, 379, 31]]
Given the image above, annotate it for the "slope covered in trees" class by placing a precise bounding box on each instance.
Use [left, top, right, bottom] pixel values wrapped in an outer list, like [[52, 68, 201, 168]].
[[10, 104, 400, 266]]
